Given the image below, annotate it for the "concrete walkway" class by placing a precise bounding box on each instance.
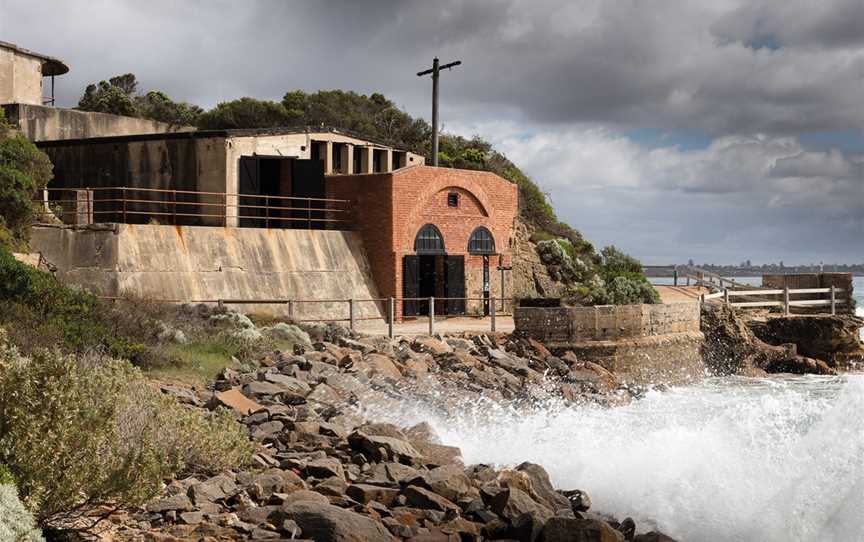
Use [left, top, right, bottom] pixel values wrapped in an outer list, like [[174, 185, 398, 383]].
[[355, 315, 514, 336], [654, 285, 709, 304]]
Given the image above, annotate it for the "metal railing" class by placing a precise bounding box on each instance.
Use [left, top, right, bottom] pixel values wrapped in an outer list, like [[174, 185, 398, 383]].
[[103, 295, 513, 338], [34, 186, 353, 229], [702, 286, 846, 315]]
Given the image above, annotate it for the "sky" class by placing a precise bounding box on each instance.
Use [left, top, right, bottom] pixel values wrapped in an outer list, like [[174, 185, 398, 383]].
[[1, 0, 862, 265]]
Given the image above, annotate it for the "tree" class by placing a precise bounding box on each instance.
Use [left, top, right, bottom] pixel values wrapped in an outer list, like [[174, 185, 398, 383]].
[[78, 74, 200, 125], [0, 109, 53, 249], [196, 98, 290, 130]]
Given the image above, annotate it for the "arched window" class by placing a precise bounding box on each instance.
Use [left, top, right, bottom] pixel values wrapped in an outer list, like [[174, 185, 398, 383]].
[[468, 227, 496, 255], [414, 224, 445, 254]]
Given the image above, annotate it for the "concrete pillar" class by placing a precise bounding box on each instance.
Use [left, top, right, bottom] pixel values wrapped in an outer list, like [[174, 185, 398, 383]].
[[361, 147, 374, 174], [382, 148, 393, 172], [323, 141, 333, 175], [341, 144, 353, 174]]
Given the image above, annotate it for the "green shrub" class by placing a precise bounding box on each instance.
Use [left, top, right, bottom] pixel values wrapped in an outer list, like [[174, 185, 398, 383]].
[[0, 482, 44, 542], [0, 109, 53, 250], [0, 333, 253, 525]]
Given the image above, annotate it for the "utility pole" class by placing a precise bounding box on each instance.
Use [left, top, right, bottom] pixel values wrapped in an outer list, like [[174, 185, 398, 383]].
[[417, 57, 461, 166]]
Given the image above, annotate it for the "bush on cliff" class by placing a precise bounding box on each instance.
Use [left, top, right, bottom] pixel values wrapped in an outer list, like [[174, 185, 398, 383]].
[[0, 108, 53, 250], [566, 246, 660, 305], [0, 333, 253, 525]]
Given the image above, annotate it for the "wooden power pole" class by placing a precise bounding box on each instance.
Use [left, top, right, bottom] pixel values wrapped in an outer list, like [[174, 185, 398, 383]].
[[417, 57, 461, 166]]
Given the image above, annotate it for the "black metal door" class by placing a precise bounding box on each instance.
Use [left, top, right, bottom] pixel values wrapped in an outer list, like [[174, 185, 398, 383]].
[[238, 156, 261, 227], [402, 255, 419, 317], [445, 255, 465, 315], [290, 159, 325, 229]]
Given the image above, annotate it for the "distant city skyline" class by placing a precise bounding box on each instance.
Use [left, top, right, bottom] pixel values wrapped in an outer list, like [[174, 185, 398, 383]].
[[2, 0, 861, 262]]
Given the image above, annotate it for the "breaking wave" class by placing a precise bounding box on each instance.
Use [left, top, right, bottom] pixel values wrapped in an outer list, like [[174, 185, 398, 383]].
[[363, 375, 864, 542]]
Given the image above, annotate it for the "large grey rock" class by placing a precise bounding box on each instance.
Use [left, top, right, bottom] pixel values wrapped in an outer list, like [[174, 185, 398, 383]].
[[280, 502, 394, 541], [349, 432, 423, 463], [402, 485, 460, 514], [145, 493, 194, 513], [262, 372, 312, 395], [516, 462, 573, 514], [267, 323, 312, 346]]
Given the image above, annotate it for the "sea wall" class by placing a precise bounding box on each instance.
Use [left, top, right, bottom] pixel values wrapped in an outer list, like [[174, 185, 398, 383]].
[[29, 224, 384, 321], [515, 303, 704, 383]]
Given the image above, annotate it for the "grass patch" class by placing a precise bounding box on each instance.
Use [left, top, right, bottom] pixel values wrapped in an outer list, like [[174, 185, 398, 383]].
[[148, 337, 249, 386]]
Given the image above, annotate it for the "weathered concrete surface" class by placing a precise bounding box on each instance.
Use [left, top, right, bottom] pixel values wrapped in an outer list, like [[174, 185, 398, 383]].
[[0, 46, 44, 105], [3, 103, 194, 141], [29, 224, 384, 320]]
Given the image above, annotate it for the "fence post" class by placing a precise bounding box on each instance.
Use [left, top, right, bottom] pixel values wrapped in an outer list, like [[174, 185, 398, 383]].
[[490, 296, 496, 332], [172, 190, 177, 224], [288, 300, 295, 321], [428, 297, 435, 335], [122, 187, 127, 222], [388, 297, 395, 339], [783, 285, 790, 316], [349, 298, 356, 331], [723, 288, 730, 306], [830, 285, 836, 316], [673, 267, 678, 287]]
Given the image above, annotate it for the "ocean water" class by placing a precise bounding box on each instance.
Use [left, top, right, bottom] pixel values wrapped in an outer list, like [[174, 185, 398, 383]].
[[368, 375, 864, 542]]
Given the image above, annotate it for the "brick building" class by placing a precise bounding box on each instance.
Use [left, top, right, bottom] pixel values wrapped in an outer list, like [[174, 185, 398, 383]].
[[327, 166, 519, 319]]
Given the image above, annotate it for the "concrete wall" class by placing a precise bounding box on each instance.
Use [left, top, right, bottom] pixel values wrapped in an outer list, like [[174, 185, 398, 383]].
[[4, 104, 194, 141], [29, 224, 384, 321], [515, 302, 704, 384], [762, 272, 854, 313], [515, 302, 701, 345], [0, 48, 43, 105]]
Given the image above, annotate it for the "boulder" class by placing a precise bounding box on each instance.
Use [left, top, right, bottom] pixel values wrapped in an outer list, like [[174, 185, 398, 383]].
[[305, 456, 346, 480], [145, 493, 194, 513], [346, 483, 400, 506], [349, 432, 423, 463], [266, 323, 312, 346], [188, 474, 238, 505], [212, 388, 264, 416], [413, 336, 453, 355], [516, 463, 572, 514], [363, 354, 403, 379], [280, 502, 395, 541], [540, 517, 625, 542], [262, 373, 312, 395], [402, 486, 460, 514], [633, 532, 678, 542]]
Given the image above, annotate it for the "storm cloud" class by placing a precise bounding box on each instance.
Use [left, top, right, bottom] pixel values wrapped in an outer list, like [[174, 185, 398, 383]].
[[1, 0, 862, 263]]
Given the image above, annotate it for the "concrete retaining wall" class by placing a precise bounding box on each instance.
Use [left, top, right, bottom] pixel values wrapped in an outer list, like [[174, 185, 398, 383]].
[[29, 224, 384, 321], [514, 303, 704, 384], [515, 302, 700, 344]]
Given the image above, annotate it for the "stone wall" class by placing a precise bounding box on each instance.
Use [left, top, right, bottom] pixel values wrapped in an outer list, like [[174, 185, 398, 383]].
[[4, 104, 193, 141], [29, 224, 384, 321]]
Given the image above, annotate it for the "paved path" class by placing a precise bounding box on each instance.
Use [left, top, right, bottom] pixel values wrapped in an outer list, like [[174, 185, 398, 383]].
[[654, 285, 709, 304]]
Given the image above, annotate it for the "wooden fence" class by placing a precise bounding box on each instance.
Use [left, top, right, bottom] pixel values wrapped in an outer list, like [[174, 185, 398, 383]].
[[702, 286, 845, 315]]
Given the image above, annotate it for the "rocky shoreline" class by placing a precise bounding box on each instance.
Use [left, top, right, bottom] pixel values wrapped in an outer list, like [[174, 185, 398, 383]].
[[97, 321, 674, 542]]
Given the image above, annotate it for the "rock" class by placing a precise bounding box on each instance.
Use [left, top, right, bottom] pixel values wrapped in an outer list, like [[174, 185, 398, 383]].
[[402, 486, 460, 514], [281, 489, 330, 505], [280, 502, 395, 541], [212, 388, 265, 416], [305, 456, 346, 480], [616, 517, 636, 540], [267, 323, 313, 346], [517, 463, 572, 514], [262, 373, 312, 395], [159, 384, 201, 406], [411, 440, 464, 468], [633, 532, 678, 542], [540, 517, 625, 542], [488, 486, 553, 524], [349, 432, 423, 463], [250, 420, 284, 440], [560, 489, 592, 513], [413, 336, 452, 355], [145, 493, 194, 513], [238, 469, 306, 501], [188, 474, 238, 504], [346, 484, 400, 506], [404, 422, 442, 444], [421, 465, 475, 502], [363, 353, 403, 379], [178, 511, 204, 525]]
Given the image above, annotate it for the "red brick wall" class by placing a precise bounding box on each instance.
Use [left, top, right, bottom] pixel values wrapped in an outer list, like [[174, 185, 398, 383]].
[[327, 166, 519, 319]]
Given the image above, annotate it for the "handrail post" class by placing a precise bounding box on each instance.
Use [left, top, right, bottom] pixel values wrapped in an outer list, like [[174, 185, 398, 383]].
[[288, 300, 295, 321], [388, 297, 395, 338], [172, 189, 177, 225], [490, 296, 496, 332], [349, 298, 356, 331], [783, 285, 790, 316], [723, 288, 730, 306], [673, 266, 678, 287], [428, 297, 435, 335], [830, 285, 836, 316], [265, 194, 270, 228], [122, 187, 127, 222]]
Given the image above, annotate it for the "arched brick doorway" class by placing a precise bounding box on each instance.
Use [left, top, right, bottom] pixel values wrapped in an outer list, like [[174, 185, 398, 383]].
[[403, 224, 466, 317]]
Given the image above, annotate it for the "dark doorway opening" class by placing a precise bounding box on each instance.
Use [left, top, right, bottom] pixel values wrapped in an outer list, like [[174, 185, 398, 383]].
[[402, 224, 465, 317], [238, 156, 324, 228]]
